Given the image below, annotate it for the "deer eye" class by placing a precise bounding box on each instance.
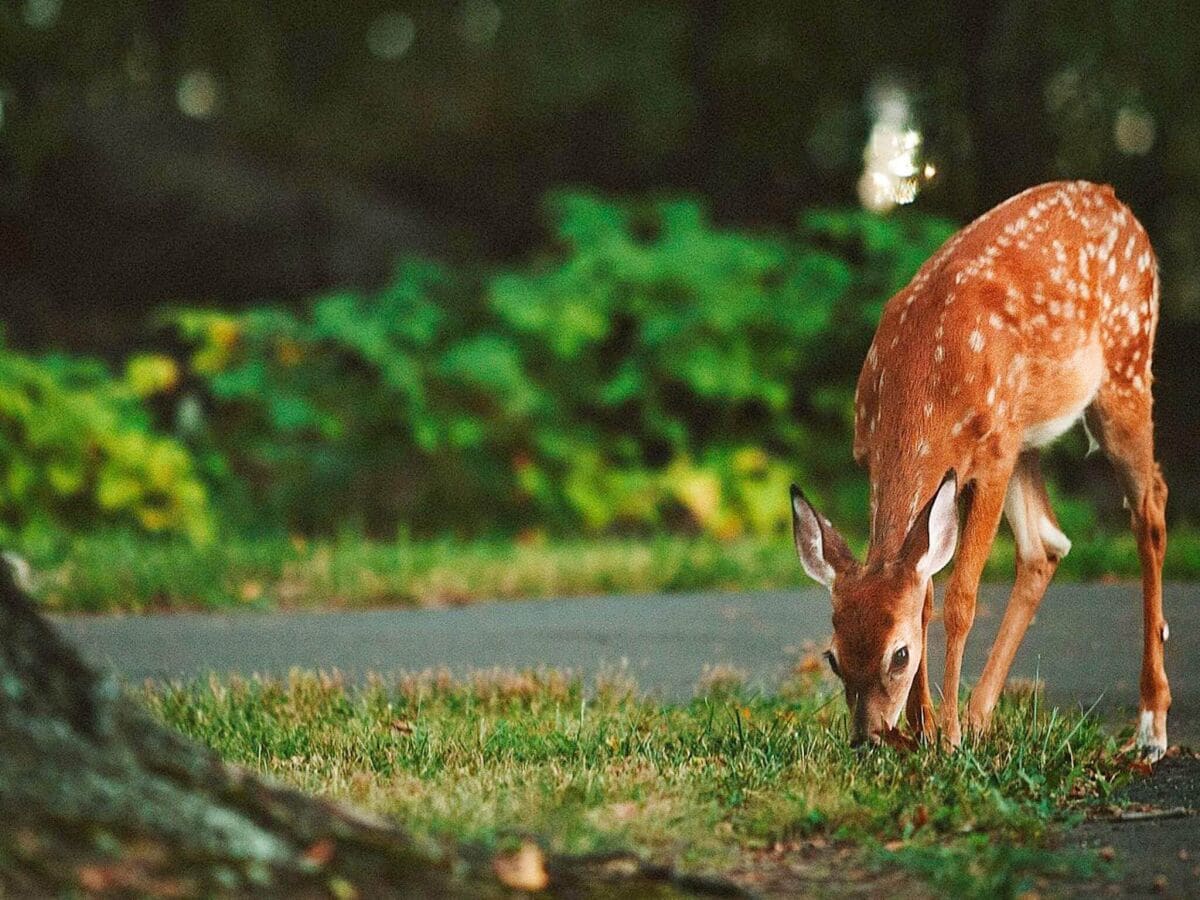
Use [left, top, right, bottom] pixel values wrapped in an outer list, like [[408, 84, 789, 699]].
[[890, 646, 909, 672], [823, 650, 841, 678]]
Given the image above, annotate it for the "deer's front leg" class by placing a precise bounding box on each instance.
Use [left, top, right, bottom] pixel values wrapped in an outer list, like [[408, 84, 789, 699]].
[[906, 580, 936, 740], [940, 471, 1010, 748]]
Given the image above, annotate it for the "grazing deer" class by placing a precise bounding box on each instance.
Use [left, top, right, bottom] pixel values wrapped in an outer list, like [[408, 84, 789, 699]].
[[791, 181, 1170, 759]]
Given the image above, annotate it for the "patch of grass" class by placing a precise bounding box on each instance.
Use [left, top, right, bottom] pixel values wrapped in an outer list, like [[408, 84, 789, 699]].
[[140, 669, 1126, 896], [24, 531, 798, 612], [883, 839, 1102, 899], [20, 526, 1200, 613]]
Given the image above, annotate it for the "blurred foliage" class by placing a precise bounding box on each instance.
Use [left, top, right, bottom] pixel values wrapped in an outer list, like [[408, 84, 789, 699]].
[[23, 525, 1200, 613], [2, 1, 1199, 529], [0, 340, 212, 546], [4, 2, 1200, 316], [172, 193, 954, 538]]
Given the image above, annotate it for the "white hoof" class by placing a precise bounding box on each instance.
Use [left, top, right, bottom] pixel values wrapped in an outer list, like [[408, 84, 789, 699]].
[[1133, 709, 1168, 763]]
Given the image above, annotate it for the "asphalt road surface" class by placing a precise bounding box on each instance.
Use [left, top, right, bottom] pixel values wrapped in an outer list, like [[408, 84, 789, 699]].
[[57, 582, 1199, 744]]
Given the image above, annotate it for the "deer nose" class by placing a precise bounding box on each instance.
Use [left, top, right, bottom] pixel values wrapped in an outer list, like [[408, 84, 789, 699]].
[[850, 730, 883, 749]]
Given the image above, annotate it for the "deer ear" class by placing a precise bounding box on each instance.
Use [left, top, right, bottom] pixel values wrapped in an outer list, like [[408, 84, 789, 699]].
[[903, 469, 959, 579], [791, 484, 854, 591]]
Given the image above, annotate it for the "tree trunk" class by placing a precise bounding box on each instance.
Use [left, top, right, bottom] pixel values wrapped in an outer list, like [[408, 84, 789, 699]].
[[0, 564, 727, 898]]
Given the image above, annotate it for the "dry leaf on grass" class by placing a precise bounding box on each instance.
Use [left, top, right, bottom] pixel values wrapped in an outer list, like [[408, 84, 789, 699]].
[[301, 838, 336, 868], [493, 841, 548, 892], [1127, 758, 1155, 777], [881, 728, 918, 752]]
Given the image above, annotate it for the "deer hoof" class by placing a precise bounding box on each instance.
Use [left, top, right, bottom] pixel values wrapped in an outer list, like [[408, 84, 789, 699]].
[[1127, 709, 1168, 763], [965, 701, 994, 736]]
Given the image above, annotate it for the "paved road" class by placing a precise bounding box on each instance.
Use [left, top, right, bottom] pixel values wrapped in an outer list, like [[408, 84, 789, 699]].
[[57, 583, 1199, 743]]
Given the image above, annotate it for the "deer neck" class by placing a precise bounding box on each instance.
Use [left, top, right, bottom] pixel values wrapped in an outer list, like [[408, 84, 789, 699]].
[[864, 424, 955, 566]]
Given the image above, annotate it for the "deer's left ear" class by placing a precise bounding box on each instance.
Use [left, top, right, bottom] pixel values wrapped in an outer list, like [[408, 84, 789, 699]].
[[901, 469, 959, 579], [790, 484, 856, 591]]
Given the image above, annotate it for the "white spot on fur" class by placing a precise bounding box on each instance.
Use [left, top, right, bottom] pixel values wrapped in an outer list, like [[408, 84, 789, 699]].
[[968, 330, 984, 352]]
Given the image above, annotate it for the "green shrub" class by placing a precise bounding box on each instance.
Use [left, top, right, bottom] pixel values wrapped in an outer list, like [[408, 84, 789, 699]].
[[0, 342, 213, 545], [169, 260, 499, 534], [172, 193, 956, 538]]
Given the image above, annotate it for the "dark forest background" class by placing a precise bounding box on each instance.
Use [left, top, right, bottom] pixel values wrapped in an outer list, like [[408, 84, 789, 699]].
[[1, 0, 1198, 545]]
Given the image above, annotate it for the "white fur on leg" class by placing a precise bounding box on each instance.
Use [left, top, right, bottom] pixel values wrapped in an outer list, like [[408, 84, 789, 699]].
[[1037, 516, 1072, 559], [1134, 709, 1167, 762]]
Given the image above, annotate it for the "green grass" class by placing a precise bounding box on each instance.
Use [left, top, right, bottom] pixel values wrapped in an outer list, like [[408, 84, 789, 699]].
[[141, 669, 1126, 897], [19, 526, 1200, 613]]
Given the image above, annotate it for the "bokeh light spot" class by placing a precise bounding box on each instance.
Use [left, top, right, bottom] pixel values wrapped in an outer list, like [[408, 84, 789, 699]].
[[858, 80, 931, 212], [366, 12, 416, 60], [459, 0, 502, 45], [22, 0, 61, 30], [176, 70, 220, 120], [1113, 106, 1155, 156], [1044, 68, 1079, 114]]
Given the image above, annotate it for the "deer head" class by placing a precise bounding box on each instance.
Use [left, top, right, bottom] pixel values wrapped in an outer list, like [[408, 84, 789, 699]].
[[790, 470, 958, 745]]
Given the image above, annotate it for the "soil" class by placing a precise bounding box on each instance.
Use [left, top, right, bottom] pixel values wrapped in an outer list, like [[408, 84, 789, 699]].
[[1067, 752, 1200, 898]]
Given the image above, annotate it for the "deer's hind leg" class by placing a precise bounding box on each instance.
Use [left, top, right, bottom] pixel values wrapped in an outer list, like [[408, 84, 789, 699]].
[[966, 450, 1065, 733], [1085, 387, 1170, 760]]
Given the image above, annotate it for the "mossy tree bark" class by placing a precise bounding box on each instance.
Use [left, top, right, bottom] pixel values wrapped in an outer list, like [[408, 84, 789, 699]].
[[0, 566, 719, 898]]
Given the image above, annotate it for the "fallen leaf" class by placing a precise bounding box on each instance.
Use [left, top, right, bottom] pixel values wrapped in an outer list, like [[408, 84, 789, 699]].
[[78, 866, 115, 892], [302, 838, 335, 867], [795, 653, 823, 675], [1099, 846, 1117, 862], [882, 728, 918, 752], [493, 842, 548, 892], [1152, 874, 1168, 893], [13, 830, 40, 857], [390, 719, 415, 735], [608, 802, 638, 822]]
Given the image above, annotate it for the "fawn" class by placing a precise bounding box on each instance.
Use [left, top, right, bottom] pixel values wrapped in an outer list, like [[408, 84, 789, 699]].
[[791, 181, 1170, 759]]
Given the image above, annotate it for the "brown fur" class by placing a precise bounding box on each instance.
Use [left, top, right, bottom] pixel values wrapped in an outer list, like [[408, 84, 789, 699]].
[[807, 181, 1170, 755]]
